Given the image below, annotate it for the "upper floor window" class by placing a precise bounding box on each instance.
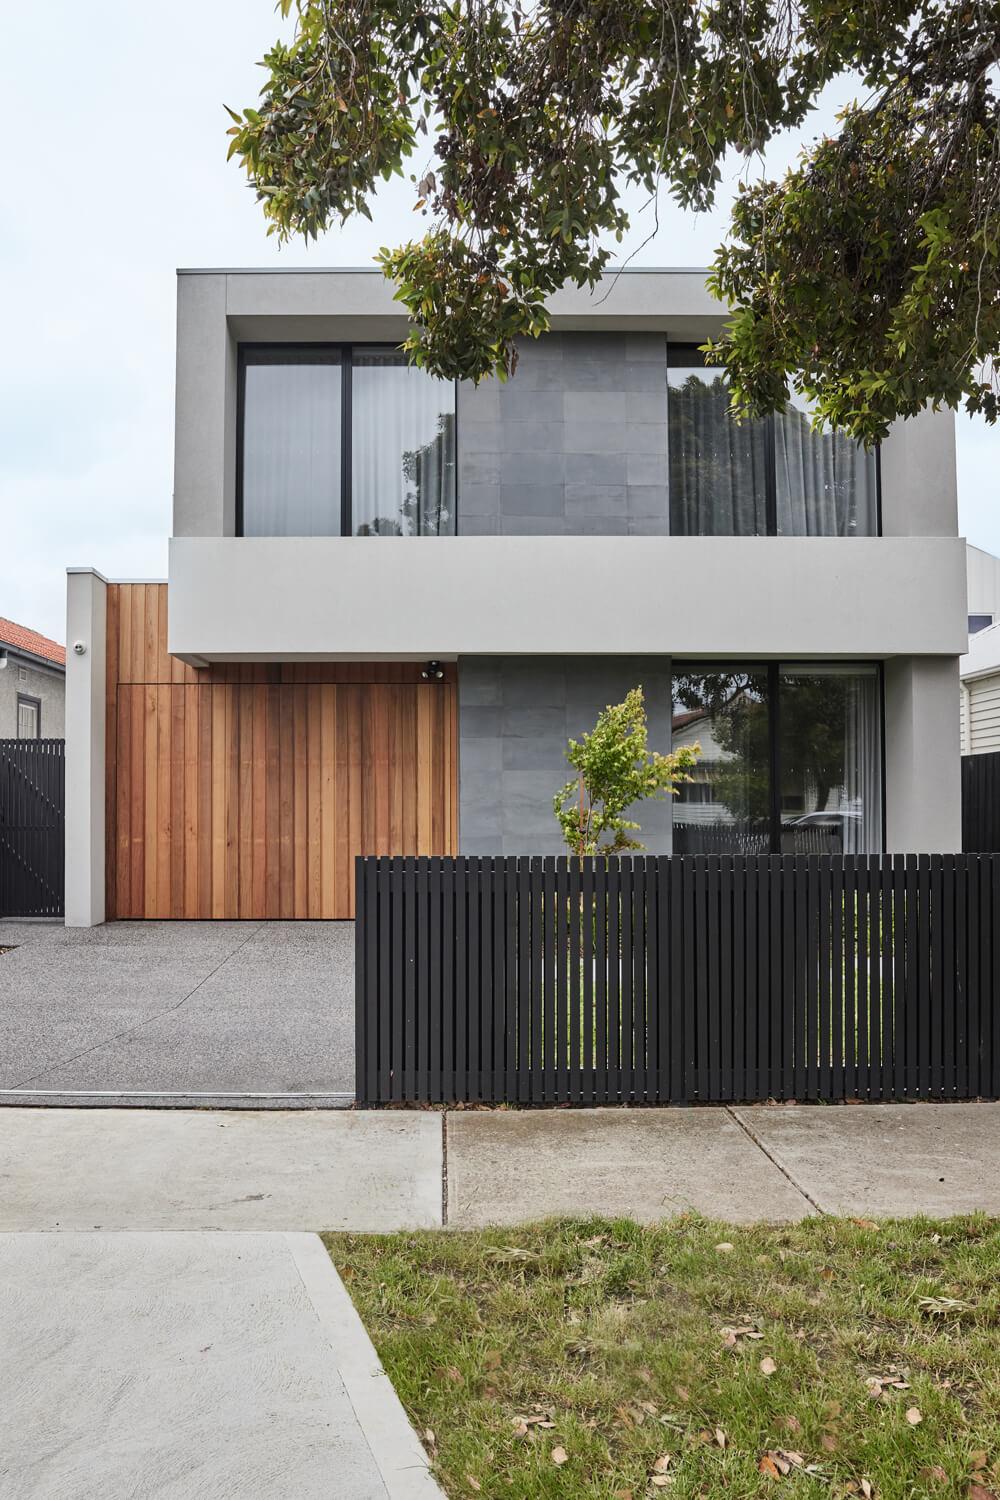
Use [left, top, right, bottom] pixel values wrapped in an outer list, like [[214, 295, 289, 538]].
[[238, 345, 456, 537], [667, 346, 879, 537]]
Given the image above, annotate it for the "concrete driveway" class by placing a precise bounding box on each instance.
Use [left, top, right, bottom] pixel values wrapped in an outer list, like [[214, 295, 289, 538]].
[[0, 920, 355, 1103]]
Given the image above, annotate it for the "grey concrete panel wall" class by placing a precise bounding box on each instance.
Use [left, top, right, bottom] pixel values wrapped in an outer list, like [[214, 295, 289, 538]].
[[883, 654, 962, 852], [457, 334, 668, 536], [0, 660, 64, 738], [459, 656, 673, 855]]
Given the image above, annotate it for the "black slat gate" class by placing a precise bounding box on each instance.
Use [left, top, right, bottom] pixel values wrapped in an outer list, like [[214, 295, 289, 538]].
[[0, 739, 65, 918], [356, 854, 1000, 1107]]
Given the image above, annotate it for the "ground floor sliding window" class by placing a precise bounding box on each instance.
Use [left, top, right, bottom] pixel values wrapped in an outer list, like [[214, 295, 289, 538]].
[[671, 663, 883, 855]]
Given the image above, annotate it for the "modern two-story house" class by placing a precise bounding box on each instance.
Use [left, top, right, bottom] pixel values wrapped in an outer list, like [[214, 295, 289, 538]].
[[64, 267, 967, 925]]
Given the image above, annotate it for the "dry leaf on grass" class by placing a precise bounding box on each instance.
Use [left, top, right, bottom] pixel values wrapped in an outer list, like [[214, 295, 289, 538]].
[[906, 1407, 923, 1426], [423, 1429, 435, 1447], [551, 1446, 569, 1466], [652, 1455, 672, 1473], [483, 1350, 502, 1370], [821, 1434, 838, 1453], [760, 1357, 778, 1376], [779, 1416, 802, 1434], [715, 1428, 728, 1449], [485, 1247, 540, 1263], [919, 1296, 972, 1315], [721, 1324, 764, 1348], [715, 1242, 735, 1253], [759, 1452, 791, 1478], [967, 1484, 999, 1500], [918, 1467, 948, 1484], [970, 1452, 989, 1471], [851, 1218, 881, 1231], [466, 1478, 481, 1493]]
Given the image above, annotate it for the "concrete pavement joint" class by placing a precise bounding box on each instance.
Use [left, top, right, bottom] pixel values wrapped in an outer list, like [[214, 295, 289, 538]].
[[11, 924, 265, 1090], [441, 1114, 449, 1226], [286, 1232, 443, 1497], [0, 1089, 355, 1109], [724, 1107, 825, 1214]]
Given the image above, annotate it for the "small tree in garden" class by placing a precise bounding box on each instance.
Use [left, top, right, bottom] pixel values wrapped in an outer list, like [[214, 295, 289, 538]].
[[554, 687, 698, 858]]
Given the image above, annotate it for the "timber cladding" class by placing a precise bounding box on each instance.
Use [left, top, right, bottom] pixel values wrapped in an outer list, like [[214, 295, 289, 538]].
[[105, 583, 457, 919]]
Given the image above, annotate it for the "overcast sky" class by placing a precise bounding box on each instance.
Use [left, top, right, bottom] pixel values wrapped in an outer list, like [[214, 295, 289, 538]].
[[2, 1, 997, 644]]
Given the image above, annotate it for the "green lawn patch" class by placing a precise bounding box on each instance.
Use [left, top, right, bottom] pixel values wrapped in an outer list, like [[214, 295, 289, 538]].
[[324, 1216, 1000, 1500]]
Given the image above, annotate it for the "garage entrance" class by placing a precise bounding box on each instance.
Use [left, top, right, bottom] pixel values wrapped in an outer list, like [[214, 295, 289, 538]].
[[106, 585, 457, 920]]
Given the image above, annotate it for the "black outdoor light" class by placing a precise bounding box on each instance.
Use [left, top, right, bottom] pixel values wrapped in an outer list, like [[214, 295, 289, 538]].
[[421, 660, 444, 681]]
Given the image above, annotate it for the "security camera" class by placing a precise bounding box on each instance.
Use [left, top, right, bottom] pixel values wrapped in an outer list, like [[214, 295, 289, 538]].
[[73, 641, 87, 656]]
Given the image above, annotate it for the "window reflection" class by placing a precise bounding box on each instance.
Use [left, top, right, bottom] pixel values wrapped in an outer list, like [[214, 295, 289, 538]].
[[352, 351, 456, 536], [667, 350, 878, 538], [671, 669, 771, 853], [671, 664, 882, 854], [667, 367, 769, 535]]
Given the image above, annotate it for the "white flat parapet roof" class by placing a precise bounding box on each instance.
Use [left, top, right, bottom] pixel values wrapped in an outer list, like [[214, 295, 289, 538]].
[[176, 266, 726, 336], [168, 534, 968, 665]]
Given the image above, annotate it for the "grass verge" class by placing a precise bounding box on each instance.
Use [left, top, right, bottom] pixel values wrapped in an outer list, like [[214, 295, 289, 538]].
[[325, 1216, 1000, 1500]]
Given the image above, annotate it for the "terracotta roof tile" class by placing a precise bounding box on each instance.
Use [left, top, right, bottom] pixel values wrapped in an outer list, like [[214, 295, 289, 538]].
[[0, 617, 66, 667]]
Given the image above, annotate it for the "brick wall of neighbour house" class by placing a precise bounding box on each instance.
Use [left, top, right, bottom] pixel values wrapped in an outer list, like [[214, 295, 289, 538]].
[[0, 658, 65, 738], [458, 657, 673, 856], [457, 332, 669, 536]]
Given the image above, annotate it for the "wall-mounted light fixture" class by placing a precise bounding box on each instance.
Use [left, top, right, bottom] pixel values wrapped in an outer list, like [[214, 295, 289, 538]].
[[421, 660, 444, 681]]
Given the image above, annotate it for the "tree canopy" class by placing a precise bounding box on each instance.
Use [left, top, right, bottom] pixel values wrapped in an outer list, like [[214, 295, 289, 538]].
[[228, 0, 1000, 441]]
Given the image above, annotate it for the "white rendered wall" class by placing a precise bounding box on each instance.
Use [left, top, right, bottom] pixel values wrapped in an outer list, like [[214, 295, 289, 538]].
[[168, 535, 968, 663], [884, 655, 962, 851], [64, 569, 107, 927]]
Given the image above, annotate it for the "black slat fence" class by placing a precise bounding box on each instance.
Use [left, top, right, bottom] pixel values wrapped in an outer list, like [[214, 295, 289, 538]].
[[963, 752, 1000, 852], [356, 854, 1000, 1106], [0, 739, 65, 918]]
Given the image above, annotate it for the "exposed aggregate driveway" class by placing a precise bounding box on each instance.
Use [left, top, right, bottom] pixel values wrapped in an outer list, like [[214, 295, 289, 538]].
[[0, 920, 355, 1102]]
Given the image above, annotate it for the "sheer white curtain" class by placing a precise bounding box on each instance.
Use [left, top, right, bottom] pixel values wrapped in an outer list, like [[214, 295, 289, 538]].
[[667, 370, 770, 534], [241, 355, 341, 536], [352, 352, 456, 535], [842, 668, 883, 853], [774, 396, 877, 537]]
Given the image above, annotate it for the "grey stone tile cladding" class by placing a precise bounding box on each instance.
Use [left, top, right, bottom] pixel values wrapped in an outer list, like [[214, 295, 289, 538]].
[[459, 656, 673, 856], [457, 332, 668, 536]]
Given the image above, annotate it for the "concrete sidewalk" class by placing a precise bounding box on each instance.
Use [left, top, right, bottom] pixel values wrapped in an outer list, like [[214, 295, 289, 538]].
[[2, 1102, 999, 1230], [446, 1104, 1000, 1224], [0, 1231, 442, 1499]]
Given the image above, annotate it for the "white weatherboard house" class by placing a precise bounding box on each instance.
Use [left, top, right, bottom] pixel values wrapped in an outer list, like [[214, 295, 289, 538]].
[[64, 268, 967, 925]]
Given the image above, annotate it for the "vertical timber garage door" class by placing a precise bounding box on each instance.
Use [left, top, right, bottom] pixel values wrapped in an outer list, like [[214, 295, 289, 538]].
[[106, 584, 457, 919]]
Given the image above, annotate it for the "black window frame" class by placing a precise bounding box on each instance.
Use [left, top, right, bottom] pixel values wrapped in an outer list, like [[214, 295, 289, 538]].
[[671, 659, 887, 854], [16, 693, 41, 739], [666, 344, 882, 537], [236, 343, 459, 538]]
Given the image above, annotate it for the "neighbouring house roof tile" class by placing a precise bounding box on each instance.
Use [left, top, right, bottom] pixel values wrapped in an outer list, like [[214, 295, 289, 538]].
[[0, 617, 66, 668]]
